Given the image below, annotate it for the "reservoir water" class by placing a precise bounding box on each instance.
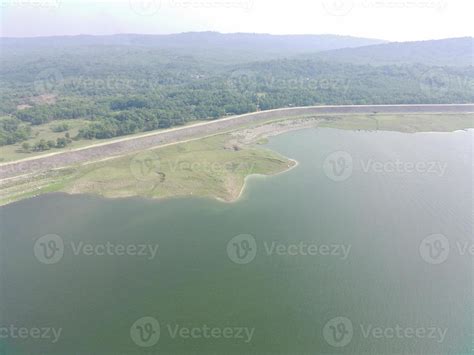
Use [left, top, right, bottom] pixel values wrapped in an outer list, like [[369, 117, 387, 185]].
[[1, 128, 472, 354]]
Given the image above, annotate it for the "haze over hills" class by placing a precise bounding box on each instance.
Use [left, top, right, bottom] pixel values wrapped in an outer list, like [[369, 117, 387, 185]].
[[315, 37, 474, 67], [3, 33, 472, 67], [0, 32, 386, 50], [1, 32, 386, 63], [1, 31, 472, 149]]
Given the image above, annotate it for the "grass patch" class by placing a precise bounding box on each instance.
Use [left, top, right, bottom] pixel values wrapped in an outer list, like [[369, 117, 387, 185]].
[[1, 134, 293, 205], [1, 113, 472, 206], [0, 119, 89, 162], [320, 113, 474, 132]]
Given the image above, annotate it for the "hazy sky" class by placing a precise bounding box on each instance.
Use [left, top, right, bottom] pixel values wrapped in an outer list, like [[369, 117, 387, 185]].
[[1, 0, 473, 40]]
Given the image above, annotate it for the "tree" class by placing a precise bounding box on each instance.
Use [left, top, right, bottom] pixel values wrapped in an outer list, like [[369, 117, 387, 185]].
[[56, 137, 68, 148], [22, 142, 30, 151]]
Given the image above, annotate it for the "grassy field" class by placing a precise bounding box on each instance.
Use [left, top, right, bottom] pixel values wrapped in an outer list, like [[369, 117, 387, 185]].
[[0, 133, 293, 206], [0, 119, 210, 163], [318, 113, 474, 132], [0, 119, 89, 163], [2, 112, 472, 164], [1, 113, 472, 206]]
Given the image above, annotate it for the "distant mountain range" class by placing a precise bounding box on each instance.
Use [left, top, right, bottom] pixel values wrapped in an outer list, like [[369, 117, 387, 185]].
[[1, 32, 385, 51], [314, 37, 473, 67], [1, 32, 385, 63], [1, 32, 472, 67]]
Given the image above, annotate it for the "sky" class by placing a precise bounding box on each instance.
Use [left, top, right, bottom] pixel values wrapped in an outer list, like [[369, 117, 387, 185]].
[[1, 0, 473, 41]]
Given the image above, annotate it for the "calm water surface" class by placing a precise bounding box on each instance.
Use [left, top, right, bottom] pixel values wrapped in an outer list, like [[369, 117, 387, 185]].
[[1, 128, 472, 354]]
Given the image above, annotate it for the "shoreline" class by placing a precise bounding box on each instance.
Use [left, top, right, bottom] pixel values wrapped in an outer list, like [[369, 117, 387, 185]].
[[216, 158, 300, 204], [1, 113, 473, 208], [2, 105, 472, 181]]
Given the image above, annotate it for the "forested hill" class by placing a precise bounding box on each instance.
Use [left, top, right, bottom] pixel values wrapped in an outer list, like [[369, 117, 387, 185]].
[[1, 32, 386, 63], [314, 37, 474, 67], [0, 35, 472, 148]]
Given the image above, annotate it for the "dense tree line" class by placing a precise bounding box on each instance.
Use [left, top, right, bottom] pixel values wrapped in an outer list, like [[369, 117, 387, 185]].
[[0, 47, 472, 145], [0, 117, 31, 145]]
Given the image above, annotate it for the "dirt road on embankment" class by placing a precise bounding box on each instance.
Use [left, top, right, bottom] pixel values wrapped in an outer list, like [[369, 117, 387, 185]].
[[1, 104, 473, 180]]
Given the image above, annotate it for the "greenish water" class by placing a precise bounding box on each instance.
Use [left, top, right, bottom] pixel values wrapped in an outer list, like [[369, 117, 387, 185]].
[[1, 128, 472, 354]]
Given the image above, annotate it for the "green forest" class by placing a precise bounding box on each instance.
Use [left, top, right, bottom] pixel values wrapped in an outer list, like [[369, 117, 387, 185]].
[[1, 40, 473, 148]]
